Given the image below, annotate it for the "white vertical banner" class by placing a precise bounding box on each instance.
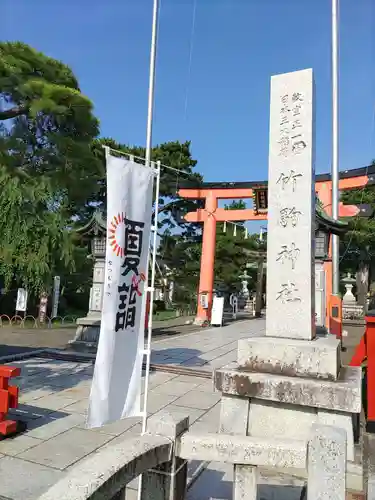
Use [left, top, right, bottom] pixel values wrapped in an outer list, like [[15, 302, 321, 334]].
[[16, 288, 28, 312], [87, 153, 154, 429]]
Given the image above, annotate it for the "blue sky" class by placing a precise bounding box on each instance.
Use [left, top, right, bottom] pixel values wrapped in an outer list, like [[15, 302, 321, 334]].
[[3, 0, 375, 186]]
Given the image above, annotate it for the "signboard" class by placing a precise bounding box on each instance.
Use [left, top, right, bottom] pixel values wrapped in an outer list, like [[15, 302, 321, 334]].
[[211, 296, 224, 326], [88, 154, 153, 429], [16, 288, 28, 312]]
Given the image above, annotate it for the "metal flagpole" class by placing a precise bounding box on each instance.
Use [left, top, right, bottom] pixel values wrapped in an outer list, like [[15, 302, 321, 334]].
[[141, 0, 159, 435], [331, 0, 340, 295], [145, 0, 159, 168], [138, 0, 159, 496]]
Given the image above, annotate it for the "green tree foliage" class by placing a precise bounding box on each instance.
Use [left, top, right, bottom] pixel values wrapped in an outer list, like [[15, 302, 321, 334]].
[[339, 161, 375, 264], [0, 42, 100, 292]]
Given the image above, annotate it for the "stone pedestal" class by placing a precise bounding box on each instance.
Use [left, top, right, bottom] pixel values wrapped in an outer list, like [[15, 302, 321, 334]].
[[71, 257, 105, 351], [215, 335, 361, 462], [214, 69, 362, 489]]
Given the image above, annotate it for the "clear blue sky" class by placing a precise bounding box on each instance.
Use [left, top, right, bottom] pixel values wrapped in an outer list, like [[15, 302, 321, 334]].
[[3, 0, 375, 185]]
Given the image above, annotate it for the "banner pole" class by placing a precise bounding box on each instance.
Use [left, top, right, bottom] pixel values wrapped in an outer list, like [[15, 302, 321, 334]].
[[141, 160, 161, 434], [145, 0, 159, 168], [137, 161, 160, 500]]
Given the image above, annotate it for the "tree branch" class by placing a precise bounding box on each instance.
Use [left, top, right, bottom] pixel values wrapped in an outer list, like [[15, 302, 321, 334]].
[[0, 105, 28, 120]]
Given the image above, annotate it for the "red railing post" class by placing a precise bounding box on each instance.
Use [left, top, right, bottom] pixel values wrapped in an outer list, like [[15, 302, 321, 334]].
[[365, 314, 375, 433], [0, 365, 22, 438], [350, 311, 375, 433]]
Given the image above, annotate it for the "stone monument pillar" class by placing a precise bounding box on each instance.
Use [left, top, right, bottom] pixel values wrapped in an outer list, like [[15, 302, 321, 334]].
[[215, 69, 361, 470]]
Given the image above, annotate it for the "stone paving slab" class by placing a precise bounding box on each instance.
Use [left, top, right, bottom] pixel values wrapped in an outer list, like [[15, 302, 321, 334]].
[[152, 318, 265, 371], [18, 427, 112, 470], [173, 390, 221, 411], [0, 434, 43, 456], [26, 412, 85, 440], [0, 455, 64, 500]]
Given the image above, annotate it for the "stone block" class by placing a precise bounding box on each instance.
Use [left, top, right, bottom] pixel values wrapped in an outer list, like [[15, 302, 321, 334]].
[[146, 412, 189, 439], [233, 465, 257, 500], [248, 399, 316, 442], [266, 68, 315, 341], [178, 432, 307, 469], [237, 335, 340, 381], [219, 394, 249, 435], [317, 409, 354, 462], [214, 364, 361, 413], [363, 433, 375, 499], [307, 424, 346, 500], [246, 400, 355, 463]]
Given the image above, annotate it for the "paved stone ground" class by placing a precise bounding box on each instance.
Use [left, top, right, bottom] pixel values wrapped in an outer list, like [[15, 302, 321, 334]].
[[0, 318, 363, 499]]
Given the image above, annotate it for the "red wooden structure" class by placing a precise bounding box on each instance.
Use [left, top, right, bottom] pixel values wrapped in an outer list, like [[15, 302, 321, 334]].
[[350, 313, 375, 433], [179, 164, 375, 326], [0, 365, 21, 437]]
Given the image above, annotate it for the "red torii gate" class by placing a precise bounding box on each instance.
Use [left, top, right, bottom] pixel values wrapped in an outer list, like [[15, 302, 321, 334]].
[[179, 165, 375, 325]]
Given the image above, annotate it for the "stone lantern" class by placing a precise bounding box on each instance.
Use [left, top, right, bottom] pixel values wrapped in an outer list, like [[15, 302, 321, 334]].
[[71, 210, 107, 349], [238, 269, 251, 309], [342, 272, 356, 304]]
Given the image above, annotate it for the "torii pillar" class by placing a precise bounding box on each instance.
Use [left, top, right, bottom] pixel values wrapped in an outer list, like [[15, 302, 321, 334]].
[[179, 187, 266, 325]]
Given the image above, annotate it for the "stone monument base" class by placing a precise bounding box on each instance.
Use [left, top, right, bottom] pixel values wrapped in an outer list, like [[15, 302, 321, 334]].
[[70, 316, 101, 352], [215, 334, 362, 463]]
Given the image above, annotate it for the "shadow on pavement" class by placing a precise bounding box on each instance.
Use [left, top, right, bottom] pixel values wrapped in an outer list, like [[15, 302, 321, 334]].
[[151, 347, 204, 367]]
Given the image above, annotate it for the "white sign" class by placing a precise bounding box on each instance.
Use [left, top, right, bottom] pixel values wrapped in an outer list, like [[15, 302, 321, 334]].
[[88, 154, 153, 429], [200, 293, 208, 309], [315, 264, 326, 327], [211, 296, 224, 326], [91, 285, 102, 312], [16, 288, 28, 312], [266, 69, 315, 340], [52, 276, 60, 318]]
